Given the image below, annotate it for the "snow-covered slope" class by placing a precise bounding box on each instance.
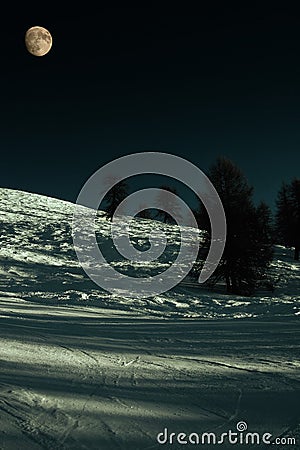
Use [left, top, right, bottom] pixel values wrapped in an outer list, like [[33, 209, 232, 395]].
[[0, 188, 299, 449], [0, 188, 299, 319]]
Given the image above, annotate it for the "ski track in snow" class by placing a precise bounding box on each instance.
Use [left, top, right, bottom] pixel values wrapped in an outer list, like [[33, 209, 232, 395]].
[[0, 306, 299, 450], [0, 188, 299, 449]]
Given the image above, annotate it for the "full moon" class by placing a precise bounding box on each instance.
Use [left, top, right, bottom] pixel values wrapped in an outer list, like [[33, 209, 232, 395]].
[[25, 26, 52, 57]]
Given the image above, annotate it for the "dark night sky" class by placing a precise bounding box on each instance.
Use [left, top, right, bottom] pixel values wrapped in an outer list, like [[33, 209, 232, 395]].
[[1, 5, 300, 210]]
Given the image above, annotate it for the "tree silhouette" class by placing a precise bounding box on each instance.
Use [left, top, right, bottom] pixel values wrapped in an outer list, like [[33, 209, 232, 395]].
[[196, 157, 273, 295], [104, 179, 129, 221], [276, 178, 300, 260], [155, 186, 181, 224]]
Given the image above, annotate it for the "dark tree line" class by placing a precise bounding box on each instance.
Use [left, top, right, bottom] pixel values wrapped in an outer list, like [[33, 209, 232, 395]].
[[104, 183, 182, 224], [275, 179, 300, 261], [103, 157, 298, 295], [194, 157, 273, 295]]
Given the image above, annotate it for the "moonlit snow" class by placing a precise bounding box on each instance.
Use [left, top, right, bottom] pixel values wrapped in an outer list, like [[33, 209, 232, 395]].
[[0, 188, 299, 449]]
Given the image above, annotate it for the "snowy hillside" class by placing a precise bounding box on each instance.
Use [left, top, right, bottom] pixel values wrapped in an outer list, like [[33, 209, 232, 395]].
[[0, 188, 299, 450], [0, 188, 299, 319]]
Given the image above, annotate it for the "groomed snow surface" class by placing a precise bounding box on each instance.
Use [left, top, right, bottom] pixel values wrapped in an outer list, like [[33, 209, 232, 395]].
[[0, 188, 299, 449]]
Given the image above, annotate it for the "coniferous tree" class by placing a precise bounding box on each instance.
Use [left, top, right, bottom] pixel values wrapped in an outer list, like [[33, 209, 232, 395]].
[[196, 157, 273, 295], [276, 179, 300, 260], [255, 201, 274, 263], [276, 183, 293, 247], [104, 180, 129, 221], [249, 201, 274, 288], [290, 178, 300, 260], [155, 186, 181, 224]]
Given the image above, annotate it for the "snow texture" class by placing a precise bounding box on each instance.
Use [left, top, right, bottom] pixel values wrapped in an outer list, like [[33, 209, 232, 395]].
[[0, 188, 299, 449]]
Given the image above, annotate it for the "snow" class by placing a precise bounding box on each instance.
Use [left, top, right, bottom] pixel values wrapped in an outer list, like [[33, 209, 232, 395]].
[[0, 188, 299, 449]]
